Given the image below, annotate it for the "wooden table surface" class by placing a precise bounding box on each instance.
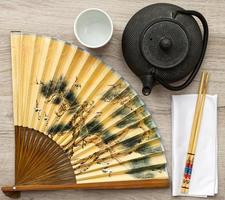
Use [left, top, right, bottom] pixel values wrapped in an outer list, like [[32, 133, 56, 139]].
[[0, 0, 224, 199]]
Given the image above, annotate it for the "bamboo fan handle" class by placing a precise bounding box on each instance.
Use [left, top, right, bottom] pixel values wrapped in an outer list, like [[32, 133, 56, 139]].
[[2, 179, 169, 198]]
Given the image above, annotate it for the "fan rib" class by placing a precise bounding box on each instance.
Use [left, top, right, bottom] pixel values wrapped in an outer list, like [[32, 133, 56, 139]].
[[15, 126, 75, 185]]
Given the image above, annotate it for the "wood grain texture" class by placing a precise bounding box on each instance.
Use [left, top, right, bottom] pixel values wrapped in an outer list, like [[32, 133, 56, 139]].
[[0, 0, 224, 199]]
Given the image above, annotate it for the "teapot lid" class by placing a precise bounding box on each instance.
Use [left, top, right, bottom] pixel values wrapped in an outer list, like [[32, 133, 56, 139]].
[[140, 18, 189, 69]]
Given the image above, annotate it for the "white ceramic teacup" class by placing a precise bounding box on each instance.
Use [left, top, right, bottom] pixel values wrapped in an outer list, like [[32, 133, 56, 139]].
[[74, 8, 113, 48]]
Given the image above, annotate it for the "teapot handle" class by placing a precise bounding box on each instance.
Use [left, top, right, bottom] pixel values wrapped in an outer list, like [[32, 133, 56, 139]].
[[156, 10, 208, 91]]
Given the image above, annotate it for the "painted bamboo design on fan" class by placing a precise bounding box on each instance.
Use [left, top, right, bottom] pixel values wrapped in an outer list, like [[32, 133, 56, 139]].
[[10, 32, 168, 186]]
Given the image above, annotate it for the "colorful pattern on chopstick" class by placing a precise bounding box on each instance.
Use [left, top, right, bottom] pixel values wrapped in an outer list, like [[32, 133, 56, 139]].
[[181, 153, 194, 188], [11, 32, 168, 185]]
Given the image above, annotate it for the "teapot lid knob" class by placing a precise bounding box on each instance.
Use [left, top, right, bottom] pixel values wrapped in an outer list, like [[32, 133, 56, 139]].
[[159, 37, 172, 51]]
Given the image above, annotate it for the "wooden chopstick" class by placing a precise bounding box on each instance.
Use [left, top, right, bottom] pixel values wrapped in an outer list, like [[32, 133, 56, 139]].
[[180, 72, 207, 193], [191, 73, 209, 154], [181, 72, 209, 194]]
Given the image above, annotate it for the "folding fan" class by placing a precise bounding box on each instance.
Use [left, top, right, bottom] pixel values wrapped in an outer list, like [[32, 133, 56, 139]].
[[2, 32, 169, 198]]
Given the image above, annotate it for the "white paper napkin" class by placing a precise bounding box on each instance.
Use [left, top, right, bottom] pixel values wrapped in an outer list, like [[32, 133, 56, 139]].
[[172, 95, 218, 197]]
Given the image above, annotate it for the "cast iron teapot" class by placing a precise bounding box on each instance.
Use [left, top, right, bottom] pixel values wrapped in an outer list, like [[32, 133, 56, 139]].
[[122, 3, 208, 95]]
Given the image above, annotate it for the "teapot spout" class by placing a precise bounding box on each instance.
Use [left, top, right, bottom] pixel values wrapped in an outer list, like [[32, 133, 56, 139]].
[[141, 75, 154, 96]]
